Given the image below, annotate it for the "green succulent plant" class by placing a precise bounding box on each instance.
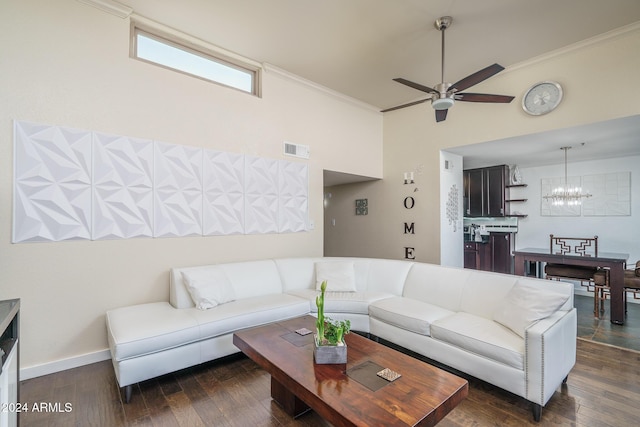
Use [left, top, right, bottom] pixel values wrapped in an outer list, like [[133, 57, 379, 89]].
[[315, 280, 351, 345]]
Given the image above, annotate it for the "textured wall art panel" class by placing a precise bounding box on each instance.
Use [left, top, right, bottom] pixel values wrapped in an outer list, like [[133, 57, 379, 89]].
[[92, 133, 154, 239], [244, 156, 279, 234], [13, 121, 92, 242], [582, 172, 631, 216], [14, 120, 309, 243], [154, 142, 203, 237], [278, 161, 308, 232], [203, 150, 245, 235]]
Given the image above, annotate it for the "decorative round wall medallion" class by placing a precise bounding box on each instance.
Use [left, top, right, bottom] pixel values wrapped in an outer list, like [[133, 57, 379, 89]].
[[522, 81, 563, 116]]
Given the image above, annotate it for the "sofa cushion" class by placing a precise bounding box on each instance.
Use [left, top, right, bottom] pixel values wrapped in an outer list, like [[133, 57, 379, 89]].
[[365, 259, 414, 295], [182, 268, 236, 310], [170, 260, 283, 309], [368, 297, 455, 336], [402, 263, 469, 312], [274, 258, 321, 292], [315, 261, 356, 291], [192, 293, 310, 340], [493, 280, 570, 338], [106, 302, 200, 361], [459, 271, 519, 319], [431, 312, 524, 370], [287, 289, 392, 314]]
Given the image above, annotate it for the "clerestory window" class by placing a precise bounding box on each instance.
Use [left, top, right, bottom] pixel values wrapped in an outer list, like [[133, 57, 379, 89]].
[[131, 26, 259, 95]]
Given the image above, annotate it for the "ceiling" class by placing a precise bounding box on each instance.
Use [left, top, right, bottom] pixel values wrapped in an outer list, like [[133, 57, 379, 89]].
[[119, 0, 640, 176], [448, 114, 640, 169]]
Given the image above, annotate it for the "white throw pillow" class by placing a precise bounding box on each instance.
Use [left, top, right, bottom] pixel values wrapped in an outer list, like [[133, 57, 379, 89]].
[[315, 261, 357, 292], [493, 280, 570, 338], [182, 268, 236, 310]]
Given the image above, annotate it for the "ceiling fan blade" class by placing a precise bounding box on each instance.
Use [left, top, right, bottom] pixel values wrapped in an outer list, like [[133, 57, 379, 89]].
[[380, 98, 431, 112], [393, 78, 438, 94], [435, 109, 448, 122], [449, 63, 505, 93], [455, 93, 515, 103]]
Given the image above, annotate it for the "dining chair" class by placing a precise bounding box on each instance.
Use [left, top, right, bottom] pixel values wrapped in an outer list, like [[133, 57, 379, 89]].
[[623, 261, 640, 310], [593, 261, 640, 317], [545, 235, 606, 316]]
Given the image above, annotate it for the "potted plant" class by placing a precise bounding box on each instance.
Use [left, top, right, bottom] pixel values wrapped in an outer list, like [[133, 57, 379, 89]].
[[314, 280, 351, 364]]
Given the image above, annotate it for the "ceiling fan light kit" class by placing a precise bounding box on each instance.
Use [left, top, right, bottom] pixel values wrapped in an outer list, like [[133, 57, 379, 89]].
[[383, 16, 514, 122], [432, 97, 455, 110]]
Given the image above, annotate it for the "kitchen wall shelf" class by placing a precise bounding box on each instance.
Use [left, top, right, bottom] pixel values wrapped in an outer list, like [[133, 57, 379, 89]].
[[505, 183, 528, 217]]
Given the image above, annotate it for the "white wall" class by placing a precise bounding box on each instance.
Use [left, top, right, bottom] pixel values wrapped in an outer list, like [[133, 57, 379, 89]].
[[440, 152, 464, 267], [0, 0, 382, 374], [512, 155, 640, 263]]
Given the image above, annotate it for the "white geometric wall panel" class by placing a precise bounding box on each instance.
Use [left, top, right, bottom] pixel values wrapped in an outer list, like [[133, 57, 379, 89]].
[[92, 133, 154, 239], [278, 160, 308, 232], [244, 156, 279, 234], [13, 121, 92, 242], [582, 172, 631, 216], [203, 150, 245, 235], [154, 142, 203, 238], [13, 120, 309, 243]]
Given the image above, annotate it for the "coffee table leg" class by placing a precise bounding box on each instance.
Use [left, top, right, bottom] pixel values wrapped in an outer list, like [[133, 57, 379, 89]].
[[270, 377, 310, 418]]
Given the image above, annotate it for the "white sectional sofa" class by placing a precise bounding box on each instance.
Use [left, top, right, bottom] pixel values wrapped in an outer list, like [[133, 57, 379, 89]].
[[105, 257, 577, 421]]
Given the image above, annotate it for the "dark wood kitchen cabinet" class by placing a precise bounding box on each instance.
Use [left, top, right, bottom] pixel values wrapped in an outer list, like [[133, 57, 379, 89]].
[[489, 232, 512, 274], [463, 165, 508, 217], [464, 233, 512, 273], [464, 242, 490, 270]]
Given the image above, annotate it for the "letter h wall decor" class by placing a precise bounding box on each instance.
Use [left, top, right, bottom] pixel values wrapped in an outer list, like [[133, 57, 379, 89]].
[[13, 121, 309, 243]]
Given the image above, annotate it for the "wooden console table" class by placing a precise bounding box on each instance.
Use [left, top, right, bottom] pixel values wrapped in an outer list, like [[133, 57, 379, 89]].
[[513, 248, 628, 325]]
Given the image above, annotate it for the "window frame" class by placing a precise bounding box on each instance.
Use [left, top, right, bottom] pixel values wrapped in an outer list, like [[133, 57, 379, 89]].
[[130, 23, 261, 97]]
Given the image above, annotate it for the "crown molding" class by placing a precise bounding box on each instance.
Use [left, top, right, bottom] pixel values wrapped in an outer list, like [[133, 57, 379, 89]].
[[76, 0, 133, 19], [263, 63, 380, 113], [507, 20, 640, 73]]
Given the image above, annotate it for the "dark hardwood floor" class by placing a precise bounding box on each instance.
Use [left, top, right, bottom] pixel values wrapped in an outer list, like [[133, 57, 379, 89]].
[[19, 297, 640, 426]]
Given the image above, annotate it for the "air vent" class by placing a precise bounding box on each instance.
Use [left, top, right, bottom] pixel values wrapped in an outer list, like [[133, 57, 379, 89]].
[[283, 141, 310, 159]]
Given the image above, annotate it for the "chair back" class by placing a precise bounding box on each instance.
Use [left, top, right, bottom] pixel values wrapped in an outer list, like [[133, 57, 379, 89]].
[[550, 234, 598, 257]]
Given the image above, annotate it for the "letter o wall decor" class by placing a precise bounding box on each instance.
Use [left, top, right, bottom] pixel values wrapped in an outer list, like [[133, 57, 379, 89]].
[[12, 120, 309, 243]]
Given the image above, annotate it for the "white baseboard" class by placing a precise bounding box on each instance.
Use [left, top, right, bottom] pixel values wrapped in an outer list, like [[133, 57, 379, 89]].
[[20, 349, 112, 381]]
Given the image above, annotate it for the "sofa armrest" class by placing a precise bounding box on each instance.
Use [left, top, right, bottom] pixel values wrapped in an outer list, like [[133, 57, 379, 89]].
[[524, 308, 577, 406]]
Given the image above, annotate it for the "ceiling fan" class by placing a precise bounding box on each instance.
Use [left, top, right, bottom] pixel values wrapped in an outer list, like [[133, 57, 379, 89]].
[[382, 16, 514, 122]]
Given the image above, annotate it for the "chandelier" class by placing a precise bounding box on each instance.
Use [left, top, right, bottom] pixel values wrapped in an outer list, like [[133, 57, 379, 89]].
[[543, 146, 592, 206]]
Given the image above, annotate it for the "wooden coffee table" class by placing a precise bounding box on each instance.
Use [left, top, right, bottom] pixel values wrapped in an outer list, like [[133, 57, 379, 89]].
[[233, 315, 468, 427]]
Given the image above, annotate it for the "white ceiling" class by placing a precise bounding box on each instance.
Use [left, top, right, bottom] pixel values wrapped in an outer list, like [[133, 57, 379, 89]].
[[119, 0, 640, 175], [448, 115, 640, 169]]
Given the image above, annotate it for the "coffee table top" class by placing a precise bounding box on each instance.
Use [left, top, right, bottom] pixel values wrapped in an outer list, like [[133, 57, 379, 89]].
[[233, 315, 468, 427]]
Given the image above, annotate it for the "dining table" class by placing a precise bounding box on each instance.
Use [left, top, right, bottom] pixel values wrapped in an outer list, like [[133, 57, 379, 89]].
[[513, 247, 630, 325]]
